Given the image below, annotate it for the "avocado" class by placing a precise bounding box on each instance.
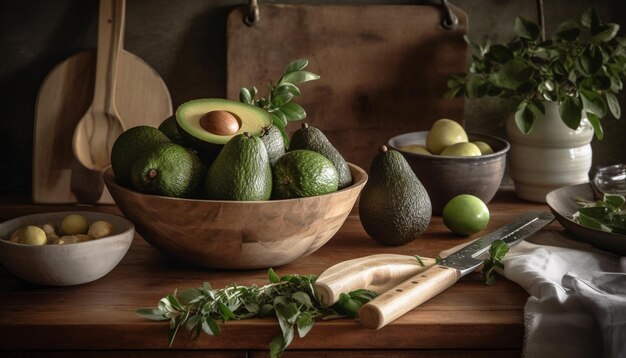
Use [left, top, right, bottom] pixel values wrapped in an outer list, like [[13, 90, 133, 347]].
[[272, 149, 339, 199], [111, 126, 171, 187], [130, 142, 207, 198], [261, 125, 286, 166], [158, 115, 187, 146], [288, 123, 352, 189], [176, 98, 271, 160], [359, 145, 432, 246], [205, 132, 272, 201]]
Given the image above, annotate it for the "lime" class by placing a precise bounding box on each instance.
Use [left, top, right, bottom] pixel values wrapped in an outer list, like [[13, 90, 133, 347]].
[[442, 194, 489, 236], [472, 141, 494, 155]]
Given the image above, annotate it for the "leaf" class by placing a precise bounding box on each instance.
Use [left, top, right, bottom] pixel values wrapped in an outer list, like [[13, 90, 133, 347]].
[[271, 110, 288, 129], [218, 302, 237, 321], [135, 308, 169, 321], [559, 96, 583, 130], [415, 255, 425, 267], [605, 194, 626, 210], [284, 58, 308, 74], [269, 335, 286, 358], [201, 315, 221, 336], [514, 103, 535, 134], [494, 59, 533, 90], [467, 75, 488, 98], [271, 91, 295, 108], [177, 288, 203, 305], [280, 70, 320, 85], [268, 268, 281, 283], [586, 111, 604, 140], [578, 44, 604, 75], [528, 99, 545, 116], [555, 19, 580, 42], [296, 312, 314, 338], [280, 102, 307, 121], [291, 291, 314, 308], [581, 8, 600, 29], [335, 293, 361, 318], [514, 16, 540, 40], [239, 87, 252, 104], [487, 44, 514, 62], [606, 92, 621, 119], [245, 302, 260, 314], [594, 23, 620, 42], [580, 89, 607, 118], [489, 240, 510, 262]]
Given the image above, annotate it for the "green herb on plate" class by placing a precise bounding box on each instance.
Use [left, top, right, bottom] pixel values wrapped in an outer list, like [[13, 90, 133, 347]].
[[573, 194, 626, 234]]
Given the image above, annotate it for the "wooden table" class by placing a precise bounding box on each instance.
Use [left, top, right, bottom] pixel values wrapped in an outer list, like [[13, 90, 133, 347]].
[[0, 191, 554, 357]]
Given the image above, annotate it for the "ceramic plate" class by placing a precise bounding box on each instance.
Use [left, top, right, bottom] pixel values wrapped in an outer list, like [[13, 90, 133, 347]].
[[546, 183, 626, 255]]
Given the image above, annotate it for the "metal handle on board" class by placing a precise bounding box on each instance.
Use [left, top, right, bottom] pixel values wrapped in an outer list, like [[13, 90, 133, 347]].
[[244, 0, 459, 29]]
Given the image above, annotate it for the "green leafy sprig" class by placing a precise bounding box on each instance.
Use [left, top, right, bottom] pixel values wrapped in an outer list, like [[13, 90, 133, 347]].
[[482, 239, 510, 285], [447, 8, 626, 140], [239, 59, 320, 147], [573, 193, 626, 234], [136, 268, 376, 358]]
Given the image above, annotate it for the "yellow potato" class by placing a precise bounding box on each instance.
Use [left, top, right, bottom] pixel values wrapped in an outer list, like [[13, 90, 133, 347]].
[[60, 214, 88, 235], [87, 221, 114, 239]]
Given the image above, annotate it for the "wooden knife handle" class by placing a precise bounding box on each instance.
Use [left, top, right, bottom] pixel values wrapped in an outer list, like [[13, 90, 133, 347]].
[[359, 265, 461, 330], [315, 254, 436, 306]]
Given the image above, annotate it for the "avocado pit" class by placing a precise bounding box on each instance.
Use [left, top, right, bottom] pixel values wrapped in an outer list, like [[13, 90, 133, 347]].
[[199, 110, 241, 136]]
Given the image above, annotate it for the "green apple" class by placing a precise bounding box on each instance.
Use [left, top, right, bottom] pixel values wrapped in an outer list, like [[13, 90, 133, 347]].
[[426, 119, 468, 154], [442, 194, 490, 236], [439, 142, 481, 157]]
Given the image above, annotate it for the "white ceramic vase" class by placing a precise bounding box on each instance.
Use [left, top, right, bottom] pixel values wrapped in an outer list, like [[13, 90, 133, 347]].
[[506, 101, 594, 203]]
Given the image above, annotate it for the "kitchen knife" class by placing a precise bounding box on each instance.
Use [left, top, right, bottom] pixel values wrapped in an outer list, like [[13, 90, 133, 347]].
[[358, 211, 555, 329]]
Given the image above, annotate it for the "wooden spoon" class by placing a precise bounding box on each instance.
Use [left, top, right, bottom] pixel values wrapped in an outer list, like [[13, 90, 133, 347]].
[[72, 0, 125, 171]]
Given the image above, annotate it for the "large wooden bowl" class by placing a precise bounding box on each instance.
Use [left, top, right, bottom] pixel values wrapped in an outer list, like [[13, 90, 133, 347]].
[[388, 131, 510, 215], [103, 164, 367, 269]]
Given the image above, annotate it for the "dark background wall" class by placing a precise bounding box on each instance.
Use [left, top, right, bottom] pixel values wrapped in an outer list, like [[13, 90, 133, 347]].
[[1, 0, 625, 197]]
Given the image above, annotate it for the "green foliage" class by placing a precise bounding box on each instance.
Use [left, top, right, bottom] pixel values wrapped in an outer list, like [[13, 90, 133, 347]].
[[240, 59, 320, 147], [481, 239, 510, 286], [447, 8, 626, 139], [136, 269, 376, 357], [573, 194, 626, 234]]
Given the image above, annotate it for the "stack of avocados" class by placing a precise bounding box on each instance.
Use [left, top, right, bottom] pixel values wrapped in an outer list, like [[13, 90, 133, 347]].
[[110, 98, 353, 201]]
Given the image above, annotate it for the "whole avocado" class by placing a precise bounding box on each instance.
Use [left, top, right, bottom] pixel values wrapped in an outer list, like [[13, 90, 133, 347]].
[[260, 124, 286, 166], [205, 132, 272, 201], [288, 123, 352, 189], [359, 145, 432, 246]]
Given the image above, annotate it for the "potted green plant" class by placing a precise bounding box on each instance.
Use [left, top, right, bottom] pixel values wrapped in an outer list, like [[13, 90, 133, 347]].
[[447, 8, 626, 202]]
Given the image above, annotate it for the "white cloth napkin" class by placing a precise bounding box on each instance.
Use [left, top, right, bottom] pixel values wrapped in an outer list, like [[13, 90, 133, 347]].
[[501, 230, 626, 358]]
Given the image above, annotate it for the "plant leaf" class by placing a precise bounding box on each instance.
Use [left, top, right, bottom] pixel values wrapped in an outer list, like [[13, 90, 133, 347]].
[[514, 16, 541, 40], [239, 88, 252, 104], [579, 44, 604, 75], [268, 268, 281, 284], [269, 335, 286, 358], [271, 110, 288, 129], [514, 103, 535, 134], [555, 19, 580, 42], [586, 111, 604, 140], [560, 96, 583, 130], [580, 89, 607, 118], [136, 308, 169, 321], [280, 102, 307, 121], [280, 70, 320, 85], [296, 312, 314, 338], [581, 8, 600, 29], [594, 23, 620, 42], [606, 92, 621, 119], [284, 58, 308, 74], [291, 291, 314, 308], [494, 59, 533, 90]]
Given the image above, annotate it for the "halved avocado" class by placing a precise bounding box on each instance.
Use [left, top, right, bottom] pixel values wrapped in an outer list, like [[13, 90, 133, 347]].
[[176, 98, 271, 160]]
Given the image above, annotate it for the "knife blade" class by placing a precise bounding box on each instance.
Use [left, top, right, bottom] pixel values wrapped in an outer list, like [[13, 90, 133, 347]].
[[358, 211, 555, 330]]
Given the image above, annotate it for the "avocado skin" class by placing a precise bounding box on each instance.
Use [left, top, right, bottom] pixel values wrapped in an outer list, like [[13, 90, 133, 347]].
[[261, 125, 286, 166], [130, 143, 207, 198], [206, 134, 272, 201], [111, 126, 170, 188], [359, 149, 432, 246], [158, 115, 187, 146], [271, 149, 338, 199], [288, 124, 352, 189]]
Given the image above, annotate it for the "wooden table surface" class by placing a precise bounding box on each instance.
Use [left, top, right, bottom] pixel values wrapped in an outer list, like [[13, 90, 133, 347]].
[[0, 191, 555, 357]]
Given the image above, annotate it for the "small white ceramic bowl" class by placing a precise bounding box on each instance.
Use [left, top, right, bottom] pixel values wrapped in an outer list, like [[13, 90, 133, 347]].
[[0, 211, 134, 286]]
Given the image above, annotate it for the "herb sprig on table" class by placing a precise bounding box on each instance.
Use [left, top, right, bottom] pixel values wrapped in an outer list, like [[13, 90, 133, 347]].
[[136, 268, 376, 357], [482, 239, 510, 286], [573, 194, 626, 234]]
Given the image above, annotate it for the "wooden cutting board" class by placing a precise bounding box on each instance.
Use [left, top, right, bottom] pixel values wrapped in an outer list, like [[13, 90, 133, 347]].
[[226, 3, 468, 171], [32, 50, 172, 204]]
